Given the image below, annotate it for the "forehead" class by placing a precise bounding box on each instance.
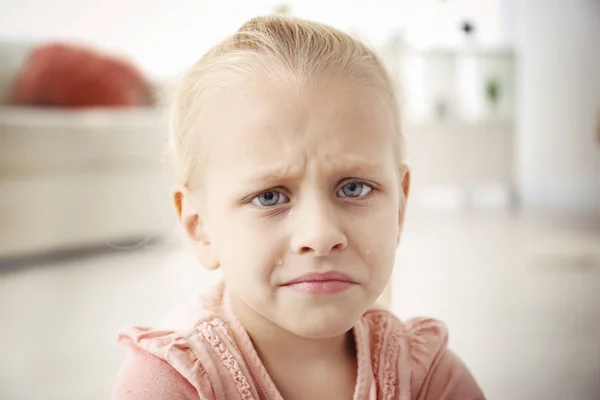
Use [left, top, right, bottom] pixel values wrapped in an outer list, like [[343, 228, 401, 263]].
[[199, 77, 396, 179]]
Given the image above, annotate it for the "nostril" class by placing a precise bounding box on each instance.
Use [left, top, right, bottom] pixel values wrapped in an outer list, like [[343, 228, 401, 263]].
[[299, 246, 313, 254]]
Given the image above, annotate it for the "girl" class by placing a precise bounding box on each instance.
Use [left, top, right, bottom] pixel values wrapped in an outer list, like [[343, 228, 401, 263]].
[[112, 15, 485, 400]]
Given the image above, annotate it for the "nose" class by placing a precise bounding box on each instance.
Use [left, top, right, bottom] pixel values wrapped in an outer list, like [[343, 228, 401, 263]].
[[290, 198, 347, 256]]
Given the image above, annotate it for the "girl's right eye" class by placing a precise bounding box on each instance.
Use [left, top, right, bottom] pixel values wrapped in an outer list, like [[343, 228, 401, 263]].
[[251, 191, 289, 208]]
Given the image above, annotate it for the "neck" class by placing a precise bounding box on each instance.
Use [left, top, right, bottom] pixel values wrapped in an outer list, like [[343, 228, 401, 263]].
[[227, 291, 356, 367]]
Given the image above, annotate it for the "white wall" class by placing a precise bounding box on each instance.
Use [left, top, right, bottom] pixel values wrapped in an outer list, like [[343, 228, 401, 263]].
[[0, 0, 279, 78], [0, 0, 507, 78], [515, 0, 600, 209]]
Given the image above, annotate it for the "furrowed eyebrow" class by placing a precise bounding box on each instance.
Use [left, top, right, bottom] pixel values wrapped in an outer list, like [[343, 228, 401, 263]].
[[237, 155, 383, 185], [241, 164, 302, 184]]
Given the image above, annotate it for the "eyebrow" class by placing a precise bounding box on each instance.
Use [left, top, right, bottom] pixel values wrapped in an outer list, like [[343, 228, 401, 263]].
[[242, 155, 384, 184]]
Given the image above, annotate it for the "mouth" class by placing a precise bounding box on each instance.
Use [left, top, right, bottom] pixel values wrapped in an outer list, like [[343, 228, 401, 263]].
[[280, 271, 358, 294]]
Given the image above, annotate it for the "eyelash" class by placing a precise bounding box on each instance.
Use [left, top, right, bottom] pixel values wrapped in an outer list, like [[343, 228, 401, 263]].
[[247, 180, 377, 210]]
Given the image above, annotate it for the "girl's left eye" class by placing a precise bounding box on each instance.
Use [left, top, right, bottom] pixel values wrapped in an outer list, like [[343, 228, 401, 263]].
[[251, 191, 289, 207], [337, 182, 372, 198]]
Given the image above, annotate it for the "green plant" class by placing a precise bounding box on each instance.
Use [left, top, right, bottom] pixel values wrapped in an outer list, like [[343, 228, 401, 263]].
[[485, 77, 501, 106]]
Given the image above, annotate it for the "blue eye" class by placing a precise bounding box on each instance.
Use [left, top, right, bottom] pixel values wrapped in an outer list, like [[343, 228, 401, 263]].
[[338, 182, 372, 198], [252, 191, 289, 207]]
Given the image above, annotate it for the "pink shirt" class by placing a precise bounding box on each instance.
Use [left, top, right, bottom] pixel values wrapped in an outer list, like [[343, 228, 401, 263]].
[[112, 284, 485, 399]]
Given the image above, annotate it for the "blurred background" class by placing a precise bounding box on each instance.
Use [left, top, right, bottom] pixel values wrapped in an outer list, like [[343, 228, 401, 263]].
[[1, 0, 599, 399]]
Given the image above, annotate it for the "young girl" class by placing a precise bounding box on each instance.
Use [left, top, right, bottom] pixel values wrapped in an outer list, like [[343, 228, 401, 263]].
[[112, 15, 485, 400]]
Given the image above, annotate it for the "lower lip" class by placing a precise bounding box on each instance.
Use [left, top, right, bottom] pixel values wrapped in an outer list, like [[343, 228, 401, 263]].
[[283, 280, 356, 294]]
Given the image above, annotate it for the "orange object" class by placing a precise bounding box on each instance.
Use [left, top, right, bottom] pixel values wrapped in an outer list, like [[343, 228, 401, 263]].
[[11, 43, 152, 108]]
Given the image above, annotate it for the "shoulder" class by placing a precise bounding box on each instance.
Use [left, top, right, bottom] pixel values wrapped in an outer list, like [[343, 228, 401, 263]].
[[111, 315, 233, 400], [111, 341, 199, 400], [361, 308, 448, 349], [361, 310, 485, 399], [360, 309, 450, 375]]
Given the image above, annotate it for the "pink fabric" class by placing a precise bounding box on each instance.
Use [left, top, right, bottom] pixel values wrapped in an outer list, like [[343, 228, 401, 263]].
[[112, 284, 485, 399]]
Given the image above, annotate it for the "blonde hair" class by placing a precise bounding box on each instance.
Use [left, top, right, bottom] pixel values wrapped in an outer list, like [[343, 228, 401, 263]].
[[170, 15, 403, 188]]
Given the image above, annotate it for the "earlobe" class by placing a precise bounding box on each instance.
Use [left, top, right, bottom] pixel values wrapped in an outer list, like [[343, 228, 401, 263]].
[[173, 186, 220, 270]]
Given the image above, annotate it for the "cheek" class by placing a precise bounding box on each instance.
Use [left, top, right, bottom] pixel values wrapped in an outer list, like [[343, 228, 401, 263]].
[[209, 209, 283, 277], [360, 198, 399, 238], [356, 203, 398, 271]]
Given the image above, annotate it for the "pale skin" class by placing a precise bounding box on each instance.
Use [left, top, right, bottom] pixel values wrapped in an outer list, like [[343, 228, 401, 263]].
[[174, 74, 410, 400]]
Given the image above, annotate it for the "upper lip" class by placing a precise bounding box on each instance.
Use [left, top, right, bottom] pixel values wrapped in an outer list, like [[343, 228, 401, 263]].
[[281, 271, 357, 286]]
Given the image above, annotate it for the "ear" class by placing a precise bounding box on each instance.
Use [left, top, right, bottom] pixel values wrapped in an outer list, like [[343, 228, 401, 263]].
[[173, 186, 220, 270], [397, 164, 411, 245]]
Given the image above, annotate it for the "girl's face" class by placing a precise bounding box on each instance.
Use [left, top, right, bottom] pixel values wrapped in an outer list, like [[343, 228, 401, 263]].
[[182, 77, 408, 339]]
